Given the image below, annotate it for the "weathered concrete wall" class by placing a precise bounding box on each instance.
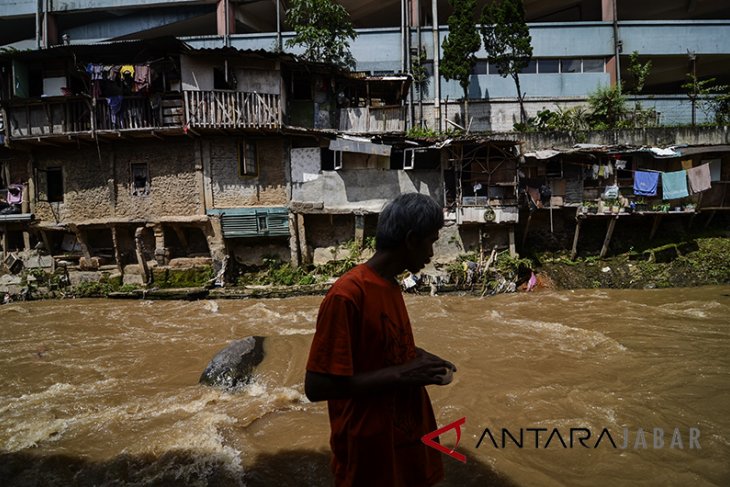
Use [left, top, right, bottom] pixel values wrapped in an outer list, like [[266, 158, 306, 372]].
[[234, 68, 280, 95], [32, 139, 201, 224], [292, 168, 443, 213], [209, 137, 288, 208], [181, 55, 214, 91], [502, 126, 730, 152], [228, 239, 290, 266], [33, 146, 114, 223], [114, 140, 201, 219]]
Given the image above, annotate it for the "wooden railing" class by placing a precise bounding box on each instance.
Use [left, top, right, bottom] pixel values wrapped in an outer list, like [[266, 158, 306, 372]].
[[4, 95, 184, 138], [5, 96, 92, 137], [183, 90, 281, 129], [338, 106, 406, 133]]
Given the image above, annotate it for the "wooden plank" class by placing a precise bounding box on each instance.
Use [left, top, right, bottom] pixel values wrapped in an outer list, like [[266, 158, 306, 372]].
[[571, 219, 582, 260], [161, 99, 183, 107], [599, 216, 618, 259]]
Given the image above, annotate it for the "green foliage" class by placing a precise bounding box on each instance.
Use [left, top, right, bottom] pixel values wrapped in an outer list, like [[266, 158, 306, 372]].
[[627, 51, 652, 95], [406, 125, 445, 138], [441, 0, 481, 96], [73, 281, 113, 297], [410, 46, 430, 98], [285, 0, 357, 70], [711, 91, 730, 125], [481, 0, 532, 123], [587, 85, 627, 129]]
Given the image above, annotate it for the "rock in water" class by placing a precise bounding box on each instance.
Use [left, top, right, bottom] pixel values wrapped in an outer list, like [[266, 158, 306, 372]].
[[199, 336, 265, 389]]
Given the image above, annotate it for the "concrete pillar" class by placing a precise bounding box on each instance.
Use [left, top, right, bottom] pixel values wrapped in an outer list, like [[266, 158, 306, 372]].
[[111, 225, 124, 274], [204, 216, 228, 283], [43, 12, 59, 48], [508, 224, 517, 258], [289, 212, 301, 268], [216, 0, 235, 38], [134, 227, 151, 284], [297, 214, 310, 265], [153, 223, 168, 265], [26, 155, 35, 214], [602, 0, 621, 88], [201, 140, 214, 211]]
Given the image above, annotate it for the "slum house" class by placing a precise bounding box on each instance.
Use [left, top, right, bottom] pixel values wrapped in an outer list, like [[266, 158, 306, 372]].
[[285, 72, 421, 265], [441, 137, 521, 259], [520, 144, 730, 258], [289, 131, 523, 265], [0, 38, 419, 284], [0, 40, 295, 284]]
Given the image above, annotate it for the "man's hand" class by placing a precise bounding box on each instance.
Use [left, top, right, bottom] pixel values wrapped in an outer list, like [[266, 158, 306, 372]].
[[305, 349, 457, 402], [397, 348, 457, 386]]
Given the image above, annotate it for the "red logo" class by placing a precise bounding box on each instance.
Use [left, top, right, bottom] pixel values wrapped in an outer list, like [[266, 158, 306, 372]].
[[421, 417, 467, 463]]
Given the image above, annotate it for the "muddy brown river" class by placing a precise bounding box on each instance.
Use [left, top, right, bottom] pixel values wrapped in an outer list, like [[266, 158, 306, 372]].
[[1, 287, 729, 486]]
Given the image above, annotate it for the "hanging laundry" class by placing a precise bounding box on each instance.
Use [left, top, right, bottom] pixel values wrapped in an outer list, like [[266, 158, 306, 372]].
[[681, 159, 693, 170], [120, 65, 135, 77], [687, 164, 712, 194], [706, 159, 722, 182], [592, 164, 599, 179], [107, 95, 124, 129], [633, 171, 659, 196], [615, 159, 627, 170], [605, 162, 614, 178], [661, 170, 689, 200], [133, 65, 151, 92], [598, 165, 605, 178], [86, 63, 104, 80], [526, 186, 542, 209], [107, 65, 121, 81]]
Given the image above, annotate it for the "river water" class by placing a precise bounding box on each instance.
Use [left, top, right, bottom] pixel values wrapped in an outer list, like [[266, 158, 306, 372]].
[[1, 287, 728, 486]]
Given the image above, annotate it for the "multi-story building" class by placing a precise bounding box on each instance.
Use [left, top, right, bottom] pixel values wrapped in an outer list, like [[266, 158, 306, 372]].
[[2, 1, 729, 131], [0, 1, 728, 291]]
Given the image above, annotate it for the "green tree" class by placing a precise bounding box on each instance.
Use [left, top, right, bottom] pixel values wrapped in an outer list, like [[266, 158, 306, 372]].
[[285, 0, 357, 70], [588, 84, 627, 129], [481, 0, 533, 126], [441, 0, 481, 128], [627, 51, 652, 95], [681, 72, 727, 127]]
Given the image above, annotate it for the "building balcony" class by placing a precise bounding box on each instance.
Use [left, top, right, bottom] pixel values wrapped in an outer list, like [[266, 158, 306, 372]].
[[183, 90, 281, 130], [1, 89, 283, 142], [3, 94, 184, 141], [338, 106, 406, 133]]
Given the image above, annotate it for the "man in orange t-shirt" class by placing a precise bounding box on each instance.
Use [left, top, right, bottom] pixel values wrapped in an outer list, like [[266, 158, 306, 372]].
[[306, 193, 457, 486]]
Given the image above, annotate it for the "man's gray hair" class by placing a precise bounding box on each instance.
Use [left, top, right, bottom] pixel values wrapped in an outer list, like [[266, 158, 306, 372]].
[[376, 193, 444, 250]]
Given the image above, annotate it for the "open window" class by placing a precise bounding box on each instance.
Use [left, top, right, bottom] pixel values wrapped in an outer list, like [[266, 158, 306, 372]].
[[131, 162, 150, 196], [238, 140, 258, 177], [40, 167, 64, 202]]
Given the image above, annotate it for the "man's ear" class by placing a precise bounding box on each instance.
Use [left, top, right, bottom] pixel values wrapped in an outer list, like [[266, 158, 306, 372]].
[[404, 230, 418, 250]]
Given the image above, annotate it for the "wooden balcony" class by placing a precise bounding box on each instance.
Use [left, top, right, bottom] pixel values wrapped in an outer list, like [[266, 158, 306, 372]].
[[338, 106, 406, 133], [183, 90, 281, 129], [3, 95, 184, 140]]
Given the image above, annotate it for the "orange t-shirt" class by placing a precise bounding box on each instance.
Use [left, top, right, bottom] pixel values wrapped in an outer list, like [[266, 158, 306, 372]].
[[307, 264, 444, 487]]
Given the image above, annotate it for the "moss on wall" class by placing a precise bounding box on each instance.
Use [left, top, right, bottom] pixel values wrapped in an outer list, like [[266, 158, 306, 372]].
[[152, 266, 213, 288]]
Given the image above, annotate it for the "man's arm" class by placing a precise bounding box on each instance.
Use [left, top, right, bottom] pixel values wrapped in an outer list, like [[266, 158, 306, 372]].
[[305, 349, 456, 402]]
